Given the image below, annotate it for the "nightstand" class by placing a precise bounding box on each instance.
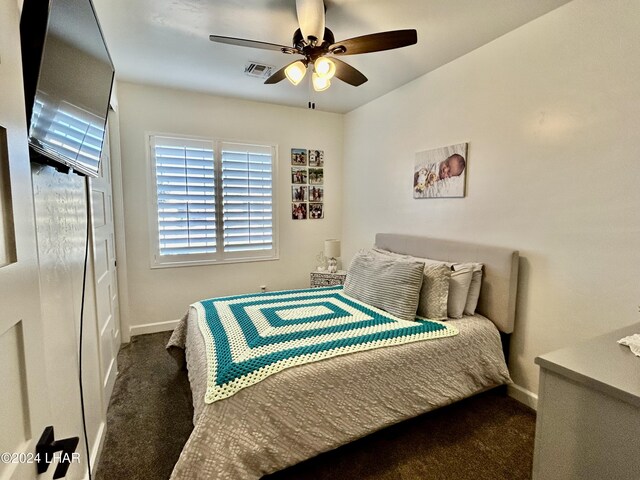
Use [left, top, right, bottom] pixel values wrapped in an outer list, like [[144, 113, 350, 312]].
[[310, 270, 347, 288]]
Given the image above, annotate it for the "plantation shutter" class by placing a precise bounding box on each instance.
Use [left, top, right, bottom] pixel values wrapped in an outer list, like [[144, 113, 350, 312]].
[[153, 136, 216, 256], [221, 142, 274, 253]]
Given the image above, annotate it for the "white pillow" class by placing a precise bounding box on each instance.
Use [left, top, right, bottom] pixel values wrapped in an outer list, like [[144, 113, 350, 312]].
[[447, 265, 474, 319], [457, 263, 483, 315]]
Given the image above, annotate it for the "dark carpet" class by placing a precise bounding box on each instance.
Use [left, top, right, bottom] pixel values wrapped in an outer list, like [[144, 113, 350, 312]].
[[96, 332, 536, 480]]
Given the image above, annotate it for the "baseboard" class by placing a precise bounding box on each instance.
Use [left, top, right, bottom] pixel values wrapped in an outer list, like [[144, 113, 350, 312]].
[[129, 319, 180, 337], [88, 420, 106, 479], [508, 383, 538, 411]]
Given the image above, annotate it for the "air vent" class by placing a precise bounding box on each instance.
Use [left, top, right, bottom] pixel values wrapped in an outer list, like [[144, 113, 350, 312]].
[[244, 62, 274, 79]]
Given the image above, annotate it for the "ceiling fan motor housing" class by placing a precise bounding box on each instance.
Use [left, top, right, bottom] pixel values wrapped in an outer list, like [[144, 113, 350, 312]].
[[293, 27, 335, 59]]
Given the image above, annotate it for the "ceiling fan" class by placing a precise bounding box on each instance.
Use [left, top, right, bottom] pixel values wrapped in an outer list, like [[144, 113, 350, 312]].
[[209, 0, 417, 92]]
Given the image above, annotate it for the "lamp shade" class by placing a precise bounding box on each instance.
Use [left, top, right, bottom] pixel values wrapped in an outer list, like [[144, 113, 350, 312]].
[[285, 61, 307, 85], [315, 57, 336, 79], [312, 72, 331, 92], [324, 239, 341, 258]]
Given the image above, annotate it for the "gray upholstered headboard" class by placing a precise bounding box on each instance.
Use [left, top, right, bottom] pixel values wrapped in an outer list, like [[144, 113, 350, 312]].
[[375, 233, 519, 333]]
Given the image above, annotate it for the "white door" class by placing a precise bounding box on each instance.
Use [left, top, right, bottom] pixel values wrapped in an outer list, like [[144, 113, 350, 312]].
[[0, 0, 52, 478], [90, 120, 121, 406]]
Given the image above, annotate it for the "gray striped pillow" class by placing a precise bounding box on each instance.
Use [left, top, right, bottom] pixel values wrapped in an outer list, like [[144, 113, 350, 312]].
[[343, 252, 425, 321], [371, 248, 450, 320]]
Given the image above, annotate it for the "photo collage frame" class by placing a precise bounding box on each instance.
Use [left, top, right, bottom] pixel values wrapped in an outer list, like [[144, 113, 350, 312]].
[[291, 148, 324, 220]]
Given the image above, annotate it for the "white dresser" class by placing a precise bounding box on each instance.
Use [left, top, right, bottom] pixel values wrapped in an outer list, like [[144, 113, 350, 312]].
[[532, 323, 640, 480]]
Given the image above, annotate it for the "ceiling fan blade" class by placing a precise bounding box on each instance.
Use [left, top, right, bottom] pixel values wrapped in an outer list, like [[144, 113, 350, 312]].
[[296, 0, 325, 43], [329, 29, 417, 55], [331, 58, 367, 87], [264, 62, 295, 84], [209, 35, 297, 53]]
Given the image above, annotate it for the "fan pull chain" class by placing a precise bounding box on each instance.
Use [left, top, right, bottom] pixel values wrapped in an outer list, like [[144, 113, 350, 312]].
[[307, 74, 316, 109]]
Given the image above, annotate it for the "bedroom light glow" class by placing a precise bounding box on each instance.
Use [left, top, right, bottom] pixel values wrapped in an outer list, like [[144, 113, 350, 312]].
[[285, 61, 307, 85], [314, 57, 336, 79], [312, 73, 331, 92]]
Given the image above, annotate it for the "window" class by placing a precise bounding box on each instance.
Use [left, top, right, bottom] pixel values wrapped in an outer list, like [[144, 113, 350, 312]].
[[149, 135, 277, 267]]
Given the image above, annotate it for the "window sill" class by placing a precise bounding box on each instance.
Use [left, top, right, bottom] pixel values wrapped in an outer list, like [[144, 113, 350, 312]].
[[150, 254, 279, 269]]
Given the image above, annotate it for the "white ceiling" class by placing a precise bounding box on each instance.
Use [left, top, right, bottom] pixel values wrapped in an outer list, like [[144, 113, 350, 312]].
[[93, 0, 571, 114]]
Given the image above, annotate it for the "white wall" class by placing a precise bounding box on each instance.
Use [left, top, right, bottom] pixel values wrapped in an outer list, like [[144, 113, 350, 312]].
[[116, 82, 344, 332], [31, 165, 106, 478], [342, 0, 640, 398]]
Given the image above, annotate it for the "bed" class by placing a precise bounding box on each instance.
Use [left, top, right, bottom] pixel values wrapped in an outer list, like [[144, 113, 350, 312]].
[[167, 233, 519, 479]]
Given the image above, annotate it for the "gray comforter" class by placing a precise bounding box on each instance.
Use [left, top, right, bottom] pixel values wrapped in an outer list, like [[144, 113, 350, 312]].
[[167, 308, 511, 479]]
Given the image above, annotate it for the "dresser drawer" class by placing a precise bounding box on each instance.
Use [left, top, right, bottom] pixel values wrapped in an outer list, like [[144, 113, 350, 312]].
[[310, 272, 347, 288]]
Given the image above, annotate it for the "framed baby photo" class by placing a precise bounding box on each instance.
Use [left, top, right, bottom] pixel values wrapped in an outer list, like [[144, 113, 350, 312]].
[[413, 142, 468, 199], [291, 148, 307, 166]]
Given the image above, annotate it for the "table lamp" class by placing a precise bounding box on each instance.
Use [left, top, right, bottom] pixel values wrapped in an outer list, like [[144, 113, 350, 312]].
[[324, 239, 341, 273]]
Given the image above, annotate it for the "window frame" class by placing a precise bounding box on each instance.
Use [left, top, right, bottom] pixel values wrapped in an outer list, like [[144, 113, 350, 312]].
[[146, 132, 279, 269]]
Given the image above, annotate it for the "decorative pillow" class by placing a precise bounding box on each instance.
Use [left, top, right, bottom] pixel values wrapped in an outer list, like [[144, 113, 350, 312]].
[[343, 252, 425, 322], [447, 265, 474, 319], [416, 263, 450, 320], [371, 248, 450, 320], [458, 263, 483, 315]]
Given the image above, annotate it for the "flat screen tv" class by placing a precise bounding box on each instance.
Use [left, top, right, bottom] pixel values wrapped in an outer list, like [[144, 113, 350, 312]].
[[20, 0, 114, 178]]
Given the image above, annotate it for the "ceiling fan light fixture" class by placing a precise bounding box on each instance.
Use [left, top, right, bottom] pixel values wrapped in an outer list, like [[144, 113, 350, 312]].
[[312, 72, 331, 92], [285, 60, 307, 85], [314, 57, 336, 80]]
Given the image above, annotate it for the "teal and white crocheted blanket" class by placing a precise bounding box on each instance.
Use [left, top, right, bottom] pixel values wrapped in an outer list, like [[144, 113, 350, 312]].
[[195, 286, 458, 404]]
